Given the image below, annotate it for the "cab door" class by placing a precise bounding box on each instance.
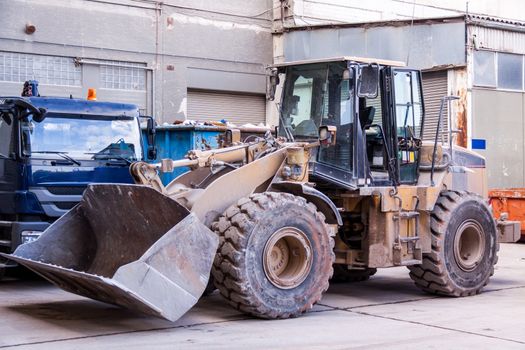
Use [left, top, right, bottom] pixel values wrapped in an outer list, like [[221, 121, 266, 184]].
[[389, 69, 425, 184]]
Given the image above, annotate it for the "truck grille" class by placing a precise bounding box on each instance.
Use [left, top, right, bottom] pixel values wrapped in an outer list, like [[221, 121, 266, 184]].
[[0, 221, 12, 253], [46, 186, 86, 196], [53, 202, 77, 210]]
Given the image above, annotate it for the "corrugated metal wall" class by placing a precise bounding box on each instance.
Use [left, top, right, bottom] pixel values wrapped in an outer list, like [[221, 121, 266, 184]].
[[470, 25, 525, 54], [421, 70, 448, 141], [187, 90, 266, 126]]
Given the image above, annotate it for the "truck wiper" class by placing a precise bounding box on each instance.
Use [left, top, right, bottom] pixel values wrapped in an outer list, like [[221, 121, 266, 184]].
[[85, 152, 133, 165], [31, 151, 81, 166]]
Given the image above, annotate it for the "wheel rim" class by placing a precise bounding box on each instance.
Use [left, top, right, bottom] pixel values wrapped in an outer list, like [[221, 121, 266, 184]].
[[263, 227, 313, 289], [453, 220, 486, 272]]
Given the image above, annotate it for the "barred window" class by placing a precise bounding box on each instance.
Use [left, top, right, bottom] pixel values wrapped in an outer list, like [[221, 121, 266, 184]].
[[0, 52, 81, 86], [100, 61, 146, 91]]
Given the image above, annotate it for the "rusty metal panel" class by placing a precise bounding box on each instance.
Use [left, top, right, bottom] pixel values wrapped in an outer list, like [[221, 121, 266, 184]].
[[489, 188, 525, 241]]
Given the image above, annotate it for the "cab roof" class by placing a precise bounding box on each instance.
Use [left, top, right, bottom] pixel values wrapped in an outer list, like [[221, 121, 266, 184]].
[[270, 56, 406, 68], [25, 96, 140, 117]]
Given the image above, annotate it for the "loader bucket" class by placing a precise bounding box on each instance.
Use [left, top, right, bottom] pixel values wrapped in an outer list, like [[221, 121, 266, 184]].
[[1, 184, 219, 322]]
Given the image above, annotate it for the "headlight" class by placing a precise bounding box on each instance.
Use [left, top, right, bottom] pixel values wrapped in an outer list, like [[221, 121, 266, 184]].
[[21, 230, 43, 244]]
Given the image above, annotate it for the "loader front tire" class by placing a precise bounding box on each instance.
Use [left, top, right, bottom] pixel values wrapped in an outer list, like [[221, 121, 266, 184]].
[[408, 191, 498, 296], [211, 192, 334, 319]]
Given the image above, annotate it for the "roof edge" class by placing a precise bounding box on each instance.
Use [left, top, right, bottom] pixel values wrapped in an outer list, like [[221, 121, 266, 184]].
[[271, 56, 406, 68]]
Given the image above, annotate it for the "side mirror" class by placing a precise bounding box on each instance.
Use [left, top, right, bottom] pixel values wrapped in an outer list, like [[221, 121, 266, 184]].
[[32, 108, 47, 123], [6, 98, 47, 123], [318, 125, 337, 147], [358, 64, 380, 98], [266, 68, 280, 101], [141, 116, 157, 160]]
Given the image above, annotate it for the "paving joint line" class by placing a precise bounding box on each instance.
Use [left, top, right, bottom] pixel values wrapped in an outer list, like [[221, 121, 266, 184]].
[[319, 284, 525, 311], [348, 309, 525, 345], [0, 316, 251, 349], [2, 284, 524, 348]]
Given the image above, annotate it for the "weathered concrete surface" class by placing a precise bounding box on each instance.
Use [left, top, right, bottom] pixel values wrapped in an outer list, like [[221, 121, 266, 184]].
[[1, 243, 524, 349]]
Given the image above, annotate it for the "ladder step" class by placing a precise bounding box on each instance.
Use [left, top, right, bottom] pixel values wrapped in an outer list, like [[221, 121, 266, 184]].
[[400, 236, 419, 242], [398, 259, 422, 266], [395, 211, 419, 219]]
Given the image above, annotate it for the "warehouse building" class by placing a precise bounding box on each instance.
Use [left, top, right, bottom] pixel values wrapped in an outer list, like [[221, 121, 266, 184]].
[[272, 14, 525, 188], [3, 1, 525, 188], [0, 0, 273, 125]]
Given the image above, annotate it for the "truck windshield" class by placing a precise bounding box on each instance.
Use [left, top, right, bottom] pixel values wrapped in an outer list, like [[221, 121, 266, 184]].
[[21, 115, 142, 161]]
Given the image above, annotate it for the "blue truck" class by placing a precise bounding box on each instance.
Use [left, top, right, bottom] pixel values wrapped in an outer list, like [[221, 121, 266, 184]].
[[0, 91, 156, 277]]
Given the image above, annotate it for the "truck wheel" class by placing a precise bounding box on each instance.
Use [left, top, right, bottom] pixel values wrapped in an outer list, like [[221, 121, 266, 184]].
[[331, 265, 377, 282], [211, 192, 334, 319], [408, 191, 498, 296]]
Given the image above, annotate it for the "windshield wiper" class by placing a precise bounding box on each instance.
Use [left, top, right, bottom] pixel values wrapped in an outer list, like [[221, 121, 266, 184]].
[[31, 151, 81, 166], [84, 152, 133, 165]]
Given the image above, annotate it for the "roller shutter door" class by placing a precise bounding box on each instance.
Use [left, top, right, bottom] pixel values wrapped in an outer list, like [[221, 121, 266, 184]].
[[421, 70, 448, 141], [187, 90, 266, 126]]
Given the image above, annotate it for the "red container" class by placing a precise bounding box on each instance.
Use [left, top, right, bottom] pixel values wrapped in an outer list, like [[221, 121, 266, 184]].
[[489, 188, 525, 241]]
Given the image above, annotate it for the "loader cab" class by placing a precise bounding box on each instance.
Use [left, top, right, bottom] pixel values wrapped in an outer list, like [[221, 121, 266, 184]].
[[275, 57, 424, 189]]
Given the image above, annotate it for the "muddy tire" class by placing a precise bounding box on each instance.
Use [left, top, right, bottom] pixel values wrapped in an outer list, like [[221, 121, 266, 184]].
[[331, 265, 377, 282], [408, 191, 498, 296], [211, 192, 334, 319]]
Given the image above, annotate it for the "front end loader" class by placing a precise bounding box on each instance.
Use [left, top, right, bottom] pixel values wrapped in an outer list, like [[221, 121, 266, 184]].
[[3, 57, 519, 322]]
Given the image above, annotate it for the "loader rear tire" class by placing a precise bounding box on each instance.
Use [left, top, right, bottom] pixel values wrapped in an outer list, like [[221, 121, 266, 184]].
[[408, 191, 498, 296], [211, 192, 334, 319], [331, 265, 377, 283]]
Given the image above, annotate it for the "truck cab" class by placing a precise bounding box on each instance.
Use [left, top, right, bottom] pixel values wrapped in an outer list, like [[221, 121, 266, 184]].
[[0, 95, 152, 274]]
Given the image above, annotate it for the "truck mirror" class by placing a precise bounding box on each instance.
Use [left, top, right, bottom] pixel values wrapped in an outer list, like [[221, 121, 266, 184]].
[[266, 68, 280, 101], [358, 64, 379, 98], [318, 125, 337, 147], [147, 145, 157, 160], [0, 112, 12, 125], [6, 98, 47, 123], [141, 116, 157, 160], [32, 108, 47, 123]]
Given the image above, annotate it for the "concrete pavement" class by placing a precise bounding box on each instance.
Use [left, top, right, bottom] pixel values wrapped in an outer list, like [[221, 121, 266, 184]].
[[1, 243, 524, 349]]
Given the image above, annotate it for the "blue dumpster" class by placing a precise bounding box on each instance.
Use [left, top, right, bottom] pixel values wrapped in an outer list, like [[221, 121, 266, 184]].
[[142, 125, 226, 184], [142, 124, 271, 185]]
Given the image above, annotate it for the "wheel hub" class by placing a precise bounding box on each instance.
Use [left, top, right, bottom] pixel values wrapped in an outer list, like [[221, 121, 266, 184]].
[[453, 220, 486, 272], [263, 227, 313, 289]]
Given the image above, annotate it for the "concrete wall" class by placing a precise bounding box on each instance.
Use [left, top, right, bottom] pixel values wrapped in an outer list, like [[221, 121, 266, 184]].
[[0, 0, 273, 124]]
